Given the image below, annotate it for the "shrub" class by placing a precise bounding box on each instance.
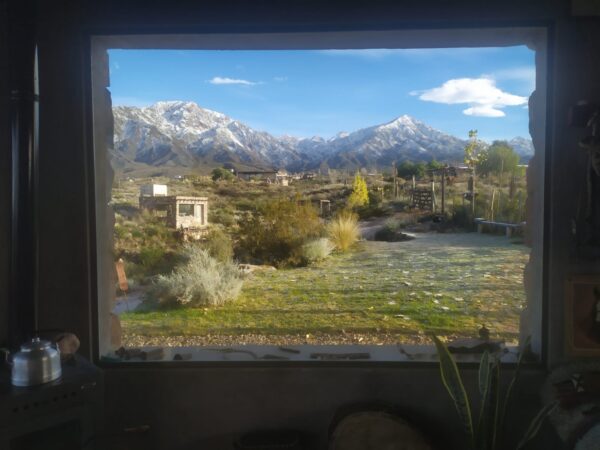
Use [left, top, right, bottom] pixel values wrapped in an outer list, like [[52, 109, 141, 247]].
[[450, 204, 473, 229], [139, 246, 167, 271], [149, 247, 243, 307], [327, 211, 360, 252], [356, 203, 392, 220], [373, 218, 413, 242], [201, 227, 234, 262], [209, 207, 236, 227], [302, 238, 334, 263], [237, 197, 323, 267]]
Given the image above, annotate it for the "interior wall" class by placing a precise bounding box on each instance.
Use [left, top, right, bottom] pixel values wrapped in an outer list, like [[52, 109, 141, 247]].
[[16, 0, 600, 449], [0, 0, 9, 348], [102, 366, 557, 450], [35, 0, 93, 356], [545, 18, 600, 364]]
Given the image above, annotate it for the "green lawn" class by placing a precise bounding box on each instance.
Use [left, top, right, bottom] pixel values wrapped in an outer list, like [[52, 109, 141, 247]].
[[121, 232, 528, 346]]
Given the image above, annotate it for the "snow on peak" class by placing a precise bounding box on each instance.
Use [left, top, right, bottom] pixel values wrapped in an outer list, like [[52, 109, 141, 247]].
[[379, 114, 419, 129]]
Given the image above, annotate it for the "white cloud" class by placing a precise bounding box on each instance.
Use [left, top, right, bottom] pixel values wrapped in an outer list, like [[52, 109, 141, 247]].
[[273, 76, 288, 82], [208, 76, 259, 86], [491, 66, 535, 83], [415, 77, 527, 118], [463, 105, 505, 117]]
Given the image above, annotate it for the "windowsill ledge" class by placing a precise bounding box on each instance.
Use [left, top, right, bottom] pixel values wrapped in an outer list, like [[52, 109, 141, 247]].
[[98, 343, 524, 365]]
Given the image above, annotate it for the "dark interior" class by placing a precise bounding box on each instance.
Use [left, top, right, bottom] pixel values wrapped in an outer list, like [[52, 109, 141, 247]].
[[1, 1, 600, 449]]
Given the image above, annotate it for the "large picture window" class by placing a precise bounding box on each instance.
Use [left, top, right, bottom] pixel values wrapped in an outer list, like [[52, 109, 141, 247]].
[[91, 29, 547, 362]]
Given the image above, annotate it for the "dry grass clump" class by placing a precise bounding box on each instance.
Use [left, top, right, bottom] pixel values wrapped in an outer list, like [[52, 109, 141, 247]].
[[301, 238, 334, 263], [327, 211, 359, 252]]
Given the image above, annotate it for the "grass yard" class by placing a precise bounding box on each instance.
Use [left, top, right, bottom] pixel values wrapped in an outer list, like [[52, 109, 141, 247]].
[[120, 232, 529, 346]]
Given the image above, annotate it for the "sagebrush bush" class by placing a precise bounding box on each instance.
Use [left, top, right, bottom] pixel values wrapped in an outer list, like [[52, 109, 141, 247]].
[[302, 238, 334, 263], [327, 211, 360, 252], [149, 247, 243, 307]]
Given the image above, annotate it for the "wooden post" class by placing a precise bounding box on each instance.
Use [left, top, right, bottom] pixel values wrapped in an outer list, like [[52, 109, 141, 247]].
[[431, 180, 436, 212], [490, 189, 496, 222], [392, 161, 398, 199], [441, 167, 446, 215]]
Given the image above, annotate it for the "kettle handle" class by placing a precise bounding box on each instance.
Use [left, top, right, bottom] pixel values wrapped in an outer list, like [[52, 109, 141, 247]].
[[0, 348, 12, 366], [52, 341, 61, 355]]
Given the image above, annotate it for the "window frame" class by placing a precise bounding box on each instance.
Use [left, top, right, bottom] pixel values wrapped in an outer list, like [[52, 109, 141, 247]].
[[84, 23, 553, 367]]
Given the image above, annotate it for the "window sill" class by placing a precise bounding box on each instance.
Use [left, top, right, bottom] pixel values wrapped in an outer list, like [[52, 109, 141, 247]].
[[97, 343, 523, 366]]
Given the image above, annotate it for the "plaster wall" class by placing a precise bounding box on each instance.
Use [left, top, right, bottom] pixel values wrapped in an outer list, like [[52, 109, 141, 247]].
[[1, 0, 599, 449]]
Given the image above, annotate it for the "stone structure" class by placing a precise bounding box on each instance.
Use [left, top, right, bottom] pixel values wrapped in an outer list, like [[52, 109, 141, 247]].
[[275, 169, 290, 186], [139, 187, 208, 238]]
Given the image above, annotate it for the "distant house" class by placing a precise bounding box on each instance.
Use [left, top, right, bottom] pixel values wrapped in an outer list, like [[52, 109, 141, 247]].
[[139, 185, 208, 239], [275, 169, 291, 186], [234, 168, 278, 182]]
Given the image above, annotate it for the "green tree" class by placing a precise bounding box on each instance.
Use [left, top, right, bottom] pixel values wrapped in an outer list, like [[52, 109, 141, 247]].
[[397, 161, 427, 179], [347, 173, 369, 207], [427, 159, 444, 172], [211, 167, 234, 182], [477, 141, 520, 176]]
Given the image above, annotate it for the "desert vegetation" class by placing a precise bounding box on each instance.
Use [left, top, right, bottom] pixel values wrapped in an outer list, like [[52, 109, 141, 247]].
[[148, 246, 244, 308], [111, 138, 529, 346]]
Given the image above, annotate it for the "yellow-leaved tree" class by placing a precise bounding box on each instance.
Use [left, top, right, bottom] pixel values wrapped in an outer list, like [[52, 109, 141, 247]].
[[347, 173, 369, 208]]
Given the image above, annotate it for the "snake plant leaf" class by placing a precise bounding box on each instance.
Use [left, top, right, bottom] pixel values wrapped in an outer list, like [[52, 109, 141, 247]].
[[488, 360, 501, 450], [478, 351, 490, 396], [432, 335, 475, 450], [515, 401, 558, 450], [499, 335, 531, 446], [476, 356, 500, 450]]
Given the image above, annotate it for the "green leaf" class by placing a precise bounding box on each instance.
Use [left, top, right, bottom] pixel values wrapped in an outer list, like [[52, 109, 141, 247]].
[[478, 351, 490, 396], [432, 335, 475, 450], [476, 356, 500, 450], [515, 401, 558, 450], [499, 336, 531, 446]]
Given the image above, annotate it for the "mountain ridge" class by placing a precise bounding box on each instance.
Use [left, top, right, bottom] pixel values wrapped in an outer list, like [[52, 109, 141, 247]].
[[112, 101, 534, 175]]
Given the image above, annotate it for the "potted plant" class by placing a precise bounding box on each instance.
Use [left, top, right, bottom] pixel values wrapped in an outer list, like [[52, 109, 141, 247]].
[[432, 335, 557, 450]]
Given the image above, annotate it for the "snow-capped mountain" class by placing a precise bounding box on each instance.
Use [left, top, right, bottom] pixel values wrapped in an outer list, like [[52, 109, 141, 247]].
[[112, 101, 532, 174], [507, 137, 535, 162], [112, 101, 306, 170]]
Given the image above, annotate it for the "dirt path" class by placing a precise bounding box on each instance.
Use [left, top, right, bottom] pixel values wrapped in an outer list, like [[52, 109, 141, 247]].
[[359, 216, 389, 240]]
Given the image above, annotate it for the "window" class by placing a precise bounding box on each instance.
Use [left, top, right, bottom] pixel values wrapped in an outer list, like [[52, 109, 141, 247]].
[[178, 204, 195, 217], [91, 28, 547, 362]]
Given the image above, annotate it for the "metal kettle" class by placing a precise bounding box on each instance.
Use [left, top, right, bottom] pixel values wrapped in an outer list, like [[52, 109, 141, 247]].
[[2, 338, 62, 387]]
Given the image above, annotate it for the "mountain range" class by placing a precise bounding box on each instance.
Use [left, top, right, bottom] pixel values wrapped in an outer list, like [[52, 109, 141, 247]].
[[111, 101, 533, 175]]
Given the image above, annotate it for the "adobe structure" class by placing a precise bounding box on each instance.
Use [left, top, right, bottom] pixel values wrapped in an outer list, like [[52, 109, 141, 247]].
[[138, 185, 208, 239]]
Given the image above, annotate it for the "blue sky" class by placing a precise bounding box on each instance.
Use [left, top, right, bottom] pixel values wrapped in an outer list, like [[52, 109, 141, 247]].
[[108, 47, 535, 142]]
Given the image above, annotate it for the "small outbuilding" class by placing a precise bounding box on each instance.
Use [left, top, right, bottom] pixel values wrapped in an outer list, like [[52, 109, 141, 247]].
[[139, 185, 208, 239]]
